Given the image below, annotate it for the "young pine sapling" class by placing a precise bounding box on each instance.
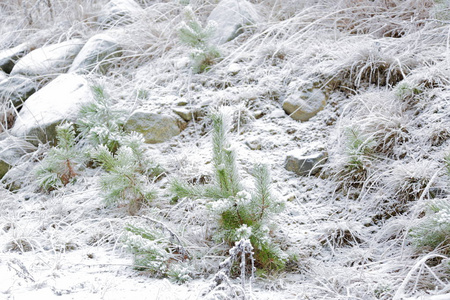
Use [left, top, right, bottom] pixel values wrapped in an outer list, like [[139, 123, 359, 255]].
[[178, 6, 221, 73], [35, 123, 82, 191], [172, 109, 286, 270]]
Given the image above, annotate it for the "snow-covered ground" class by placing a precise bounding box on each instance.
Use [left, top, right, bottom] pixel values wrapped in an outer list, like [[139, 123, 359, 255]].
[[1, 1, 450, 299]]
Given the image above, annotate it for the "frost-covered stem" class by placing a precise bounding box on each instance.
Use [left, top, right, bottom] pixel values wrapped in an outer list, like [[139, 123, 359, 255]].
[[393, 253, 448, 300], [241, 243, 246, 290], [211, 109, 241, 197]]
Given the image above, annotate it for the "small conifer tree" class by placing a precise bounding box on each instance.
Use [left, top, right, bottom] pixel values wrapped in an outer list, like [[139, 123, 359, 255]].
[[410, 199, 450, 254], [171, 108, 286, 270], [76, 85, 125, 153], [122, 221, 191, 282], [177, 6, 220, 73], [36, 123, 82, 191], [92, 138, 157, 215]]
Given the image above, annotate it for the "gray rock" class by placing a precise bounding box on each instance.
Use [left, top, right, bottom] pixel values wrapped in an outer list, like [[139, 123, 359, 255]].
[[283, 88, 327, 122], [0, 76, 37, 108], [125, 110, 186, 144], [98, 0, 144, 27], [207, 0, 260, 45], [172, 107, 194, 122], [0, 135, 36, 179], [11, 39, 84, 77], [1, 161, 34, 190], [69, 34, 122, 74], [0, 43, 30, 74], [10, 74, 94, 145], [284, 151, 327, 176]]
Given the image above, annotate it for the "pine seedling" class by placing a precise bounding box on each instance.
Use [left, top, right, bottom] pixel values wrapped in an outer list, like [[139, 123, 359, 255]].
[[36, 123, 82, 191], [92, 144, 156, 215], [178, 6, 220, 73], [171, 108, 286, 270], [339, 127, 375, 188], [76, 84, 125, 153], [410, 199, 450, 254], [123, 222, 190, 279]]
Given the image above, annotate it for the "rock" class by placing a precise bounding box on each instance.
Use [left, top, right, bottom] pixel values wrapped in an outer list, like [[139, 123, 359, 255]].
[[0, 76, 37, 108], [1, 161, 34, 190], [0, 43, 30, 74], [69, 34, 122, 74], [0, 135, 36, 179], [284, 151, 327, 176], [10, 74, 94, 145], [11, 39, 84, 77], [98, 0, 144, 27], [207, 0, 260, 45], [245, 137, 261, 150], [124, 110, 186, 143], [172, 107, 194, 122], [227, 63, 241, 75], [283, 88, 327, 122]]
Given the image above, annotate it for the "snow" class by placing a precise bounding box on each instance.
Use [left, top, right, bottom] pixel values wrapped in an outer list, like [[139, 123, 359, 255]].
[[1, 1, 450, 299]]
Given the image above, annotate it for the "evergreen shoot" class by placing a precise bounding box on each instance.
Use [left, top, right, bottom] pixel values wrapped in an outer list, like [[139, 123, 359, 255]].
[[171, 108, 286, 270], [123, 222, 191, 282], [178, 6, 220, 73], [92, 143, 156, 215], [410, 199, 450, 255], [35, 123, 82, 191], [76, 84, 126, 153]]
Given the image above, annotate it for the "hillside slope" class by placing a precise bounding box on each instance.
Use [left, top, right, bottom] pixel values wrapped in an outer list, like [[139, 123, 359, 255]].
[[1, 1, 449, 299]]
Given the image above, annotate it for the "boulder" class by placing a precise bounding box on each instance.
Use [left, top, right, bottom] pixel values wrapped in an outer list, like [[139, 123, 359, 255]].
[[283, 88, 327, 122], [1, 161, 34, 190], [207, 0, 260, 45], [10, 74, 94, 145], [124, 110, 186, 144], [0, 135, 36, 179], [284, 151, 327, 176], [0, 76, 37, 108], [0, 43, 30, 74], [11, 39, 84, 77], [69, 34, 122, 74], [172, 107, 194, 122], [98, 0, 144, 27]]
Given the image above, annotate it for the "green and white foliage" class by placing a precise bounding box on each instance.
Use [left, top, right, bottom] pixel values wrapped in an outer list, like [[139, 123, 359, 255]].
[[172, 108, 286, 270], [410, 199, 450, 254], [76, 84, 126, 153], [209, 166, 286, 270], [177, 6, 220, 73], [335, 127, 375, 189], [35, 123, 82, 191], [123, 222, 191, 282], [92, 141, 156, 215]]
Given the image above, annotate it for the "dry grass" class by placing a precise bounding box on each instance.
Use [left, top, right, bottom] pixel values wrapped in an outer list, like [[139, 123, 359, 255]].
[[1, 0, 450, 298]]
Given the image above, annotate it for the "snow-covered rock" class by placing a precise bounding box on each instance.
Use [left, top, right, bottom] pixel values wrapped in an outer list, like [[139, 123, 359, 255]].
[[0, 43, 30, 74], [11, 40, 84, 77], [125, 110, 186, 144], [69, 34, 122, 74], [283, 88, 327, 122], [207, 0, 260, 45], [98, 0, 144, 27], [0, 135, 36, 179], [172, 107, 194, 122], [10, 74, 94, 145], [0, 76, 36, 108], [284, 151, 327, 176]]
